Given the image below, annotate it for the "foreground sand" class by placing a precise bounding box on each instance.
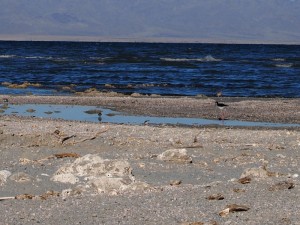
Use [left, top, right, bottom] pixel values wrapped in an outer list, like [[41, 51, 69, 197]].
[[0, 95, 300, 224]]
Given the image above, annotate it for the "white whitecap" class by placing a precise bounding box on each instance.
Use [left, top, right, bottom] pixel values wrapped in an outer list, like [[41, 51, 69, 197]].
[[160, 55, 221, 62], [275, 63, 293, 68], [202, 55, 222, 62], [0, 54, 16, 58], [25, 56, 46, 59], [272, 58, 285, 62]]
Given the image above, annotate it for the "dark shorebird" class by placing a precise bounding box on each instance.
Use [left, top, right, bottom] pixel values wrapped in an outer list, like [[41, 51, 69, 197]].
[[215, 101, 228, 120], [97, 111, 102, 122]]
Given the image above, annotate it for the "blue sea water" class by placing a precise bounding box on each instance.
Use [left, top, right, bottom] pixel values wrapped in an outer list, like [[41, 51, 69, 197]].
[[0, 41, 299, 97]]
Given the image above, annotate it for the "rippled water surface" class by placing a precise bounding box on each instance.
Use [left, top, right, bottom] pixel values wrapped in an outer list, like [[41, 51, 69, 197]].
[[0, 41, 299, 97]]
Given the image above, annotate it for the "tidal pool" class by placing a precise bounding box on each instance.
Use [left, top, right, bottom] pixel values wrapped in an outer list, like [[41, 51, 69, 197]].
[[1, 103, 300, 128]]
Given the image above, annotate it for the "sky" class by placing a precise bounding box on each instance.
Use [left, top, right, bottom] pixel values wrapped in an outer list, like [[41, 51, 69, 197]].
[[0, 0, 300, 44]]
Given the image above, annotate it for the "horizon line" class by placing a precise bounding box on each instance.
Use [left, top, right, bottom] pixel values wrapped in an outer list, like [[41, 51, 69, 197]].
[[0, 34, 300, 45]]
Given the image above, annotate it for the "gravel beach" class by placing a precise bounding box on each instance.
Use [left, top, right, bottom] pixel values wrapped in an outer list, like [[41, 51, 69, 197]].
[[0, 94, 300, 224]]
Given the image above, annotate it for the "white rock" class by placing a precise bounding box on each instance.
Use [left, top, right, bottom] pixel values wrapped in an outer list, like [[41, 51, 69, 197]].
[[157, 148, 192, 163], [54, 154, 132, 178], [0, 170, 12, 186], [89, 176, 134, 193], [51, 173, 79, 184], [9, 172, 32, 183], [240, 167, 270, 179], [276, 154, 286, 158], [51, 154, 140, 194]]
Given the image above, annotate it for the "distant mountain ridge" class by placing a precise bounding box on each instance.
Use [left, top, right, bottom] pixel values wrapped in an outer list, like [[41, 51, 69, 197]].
[[0, 0, 300, 44]]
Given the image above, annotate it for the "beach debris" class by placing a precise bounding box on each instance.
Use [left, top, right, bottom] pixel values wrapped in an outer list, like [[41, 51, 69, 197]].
[[61, 187, 83, 200], [0, 170, 12, 186], [60, 134, 76, 144], [39, 190, 60, 200], [0, 191, 60, 201], [233, 188, 246, 193], [2, 81, 41, 89], [157, 148, 192, 163], [219, 204, 250, 217], [268, 181, 295, 191], [238, 176, 252, 184], [52, 129, 75, 144], [54, 153, 80, 158], [51, 154, 147, 194], [206, 193, 225, 200], [169, 180, 182, 186], [15, 194, 35, 200], [61, 85, 76, 92], [268, 144, 285, 151], [19, 158, 35, 165], [9, 172, 32, 183], [52, 128, 108, 145], [76, 88, 124, 97], [280, 218, 292, 224]]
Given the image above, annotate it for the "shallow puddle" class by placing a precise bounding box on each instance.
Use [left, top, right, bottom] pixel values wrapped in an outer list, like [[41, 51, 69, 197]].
[[1, 103, 300, 128]]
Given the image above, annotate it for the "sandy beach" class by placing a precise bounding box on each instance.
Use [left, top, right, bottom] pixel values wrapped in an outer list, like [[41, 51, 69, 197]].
[[1, 94, 300, 224]]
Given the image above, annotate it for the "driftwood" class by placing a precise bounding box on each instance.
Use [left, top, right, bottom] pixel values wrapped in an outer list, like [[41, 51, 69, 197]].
[[72, 128, 109, 144], [60, 135, 76, 144], [0, 196, 15, 201], [52, 127, 109, 145]]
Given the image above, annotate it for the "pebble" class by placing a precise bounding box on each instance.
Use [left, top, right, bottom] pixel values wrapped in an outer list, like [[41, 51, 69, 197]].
[[276, 154, 286, 158]]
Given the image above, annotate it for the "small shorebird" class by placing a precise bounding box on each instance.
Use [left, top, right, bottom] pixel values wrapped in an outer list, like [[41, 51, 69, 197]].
[[215, 101, 228, 120]]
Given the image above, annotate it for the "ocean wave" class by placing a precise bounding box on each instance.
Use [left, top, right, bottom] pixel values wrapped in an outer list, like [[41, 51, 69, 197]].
[[272, 58, 285, 62], [0, 54, 16, 58], [275, 63, 293, 68], [25, 56, 50, 59], [89, 57, 111, 60], [160, 55, 222, 62]]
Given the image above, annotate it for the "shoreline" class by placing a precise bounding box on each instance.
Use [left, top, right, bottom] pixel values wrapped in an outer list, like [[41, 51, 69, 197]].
[[1, 94, 300, 125]]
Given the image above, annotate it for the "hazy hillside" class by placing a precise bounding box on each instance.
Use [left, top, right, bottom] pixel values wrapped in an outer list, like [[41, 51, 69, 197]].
[[0, 0, 299, 43]]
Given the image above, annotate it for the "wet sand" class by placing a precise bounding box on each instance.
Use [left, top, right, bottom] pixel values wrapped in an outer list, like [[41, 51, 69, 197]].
[[0, 94, 300, 224]]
